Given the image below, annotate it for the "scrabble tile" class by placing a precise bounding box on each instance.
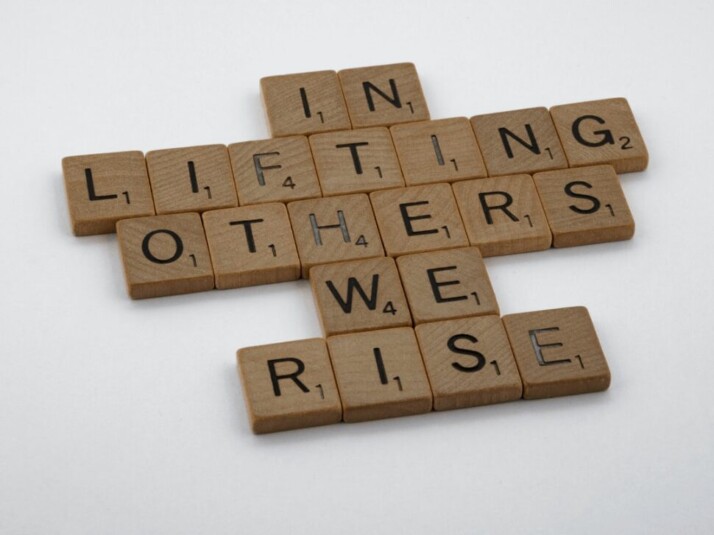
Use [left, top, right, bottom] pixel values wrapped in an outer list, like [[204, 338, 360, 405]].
[[326, 327, 432, 423], [470, 107, 568, 176], [287, 194, 385, 278], [202, 203, 300, 289], [309, 127, 404, 196], [390, 117, 488, 186], [238, 338, 342, 434], [116, 213, 214, 299], [533, 165, 635, 247], [146, 144, 237, 215], [502, 307, 611, 399], [452, 174, 552, 256], [550, 98, 648, 173], [396, 247, 499, 324], [62, 151, 155, 236], [338, 63, 430, 128], [310, 257, 412, 336], [228, 136, 321, 205], [370, 183, 468, 257], [260, 70, 351, 137], [415, 316, 523, 411]]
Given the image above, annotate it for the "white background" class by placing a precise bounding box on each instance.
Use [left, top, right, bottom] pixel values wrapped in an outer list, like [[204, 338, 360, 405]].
[[2, 1, 713, 533]]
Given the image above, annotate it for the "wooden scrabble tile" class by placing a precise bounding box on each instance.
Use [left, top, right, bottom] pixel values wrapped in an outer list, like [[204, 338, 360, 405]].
[[470, 107, 568, 176], [415, 316, 522, 411], [202, 203, 300, 289], [228, 136, 321, 205], [533, 165, 634, 247], [370, 184, 468, 257], [146, 144, 237, 215], [338, 63, 430, 128], [550, 98, 648, 173], [116, 213, 214, 299], [452, 174, 552, 256], [502, 307, 611, 399], [287, 194, 385, 278], [396, 247, 499, 324], [310, 257, 412, 336], [62, 151, 155, 236], [309, 127, 404, 196], [260, 70, 351, 137], [390, 117, 488, 186], [238, 338, 342, 434], [326, 327, 432, 423]]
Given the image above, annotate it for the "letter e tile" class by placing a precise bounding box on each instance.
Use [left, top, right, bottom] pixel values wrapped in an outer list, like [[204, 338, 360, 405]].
[[502, 307, 611, 399]]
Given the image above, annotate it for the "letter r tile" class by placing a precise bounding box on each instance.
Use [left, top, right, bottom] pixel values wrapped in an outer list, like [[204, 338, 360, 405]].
[[238, 338, 342, 434], [502, 307, 611, 399]]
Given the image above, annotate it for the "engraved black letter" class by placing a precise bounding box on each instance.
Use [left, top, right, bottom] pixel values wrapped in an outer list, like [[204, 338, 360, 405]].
[[427, 266, 467, 303], [447, 334, 486, 372], [571, 115, 614, 148], [335, 142, 369, 174], [478, 191, 519, 224], [565, 181, 601, 214], [268, 358, 309, 396], [498, 124, 540, 159], [141, 229, 183, 264], [363, 79, 401, 111], [325, 274, 380, 313], [230, 218, 265, 253], [399, 201, 439, 236]]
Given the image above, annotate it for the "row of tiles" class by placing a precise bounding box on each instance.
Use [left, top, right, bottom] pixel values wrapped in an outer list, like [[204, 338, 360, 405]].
[[115, 168, 635, 299], [238, 307, 611, 434], [63, 100, 646, 237]]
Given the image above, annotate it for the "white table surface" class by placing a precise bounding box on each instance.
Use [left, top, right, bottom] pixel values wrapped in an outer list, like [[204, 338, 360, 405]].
[[2, 1, 713, 533]]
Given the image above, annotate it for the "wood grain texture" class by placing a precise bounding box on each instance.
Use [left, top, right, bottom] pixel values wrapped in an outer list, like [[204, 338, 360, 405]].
[[237, 338, 342, 434], [310, 257, 412, 336], [550, 98, 648, 173], [62, 151, 155, 236], [470, 107, 568, 176], [202, 203, 300, 289], [390, 117, 487, 186], [326, 327, 432, 423], [338, 63, 429, 128], [228, 136, 321, 205], [533, 165, 634, 247], [146, 144, 237, 215], [370, 183, 468, 257], [309, 127, 404, 196], [287, 193, 385, 278], [260, 70, 351, 137], [502, 307, 611, 399], [396, 246, 499, 324], [116, 213, 214, 299], [452, 174, 552, 256], [414, 316, 522, 411]]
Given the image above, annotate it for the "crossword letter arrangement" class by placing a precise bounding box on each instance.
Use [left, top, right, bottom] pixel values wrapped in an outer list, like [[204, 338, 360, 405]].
[[63, 63, 647, 433]]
